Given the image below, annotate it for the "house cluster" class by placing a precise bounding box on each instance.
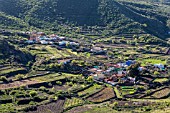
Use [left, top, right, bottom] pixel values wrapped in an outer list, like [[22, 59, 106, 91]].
[[88, 60, 136, 86], [87, 58, 169, 86], [25, 32, 79, 48]]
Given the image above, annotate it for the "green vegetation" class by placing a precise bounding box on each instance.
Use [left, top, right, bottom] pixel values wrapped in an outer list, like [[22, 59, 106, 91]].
[[78, 84, 102, 97], [140, 59, 166, 66], [64, 98, 84, 109], [30, 73, 81, 82], [154, 78, 169, 83], [0, 0, 170, 113], [0, 68, 25, 76], [114, 87, 123, 99], [0, 0, 170, 38], [120, 86, 136, 95], [82, 106, 118, 113]]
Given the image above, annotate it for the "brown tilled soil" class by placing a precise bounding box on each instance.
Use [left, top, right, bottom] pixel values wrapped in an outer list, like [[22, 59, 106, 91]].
[[110, 100, 154, 107], [149, 88, 170, 99], [0, 80, 39, 89], [65, 106, 93, 113], [53, 85, 71, 91], [87, 87, 116, 102], [27, 99, 65, 113]]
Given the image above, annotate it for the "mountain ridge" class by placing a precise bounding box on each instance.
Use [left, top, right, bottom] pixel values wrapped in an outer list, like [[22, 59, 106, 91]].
[[0, 0, 170, 39]]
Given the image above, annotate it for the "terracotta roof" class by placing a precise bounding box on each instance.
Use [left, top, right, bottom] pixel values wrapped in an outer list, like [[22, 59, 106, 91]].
[[112, 74, 126, 78], [58, 59, 71, 63], [104, 63, 115, 67], [88, 68, 97, 72]]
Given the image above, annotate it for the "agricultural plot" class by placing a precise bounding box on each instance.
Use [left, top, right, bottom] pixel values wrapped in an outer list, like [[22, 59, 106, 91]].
[[139, 58, 166, 66], [0, 79, 39, 90], [0, 66, 12, 71], [78, 84, 103, 97], [30, 73, 60, 82], [120, 86, 137, 96], [28, 45, 50, 55], [27, 99, 65, 113], [45, 46, 70, 58], [114, 87, 123, 99], [30, 73, 81, 82], [0, 95, 12, 103], [110, 100, 154, 108], [0, 103, 16, 113], [0, 67, 26, 76], [150, 88, 170, 99], [29, 50, 49, 55], [65, 105, 93, 113], [87, 87, 115, 103], [53, 84, 71, 91], [153, 78, 169, 84], [64, 97, 84, 110]]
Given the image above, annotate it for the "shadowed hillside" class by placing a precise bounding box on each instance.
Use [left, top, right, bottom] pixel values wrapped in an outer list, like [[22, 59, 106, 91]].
[[0, 39, 33, 65], [0, 0, 170, 38]]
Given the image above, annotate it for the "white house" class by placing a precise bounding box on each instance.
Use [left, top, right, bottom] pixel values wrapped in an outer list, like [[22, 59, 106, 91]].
[[40, 40, 48, 45]]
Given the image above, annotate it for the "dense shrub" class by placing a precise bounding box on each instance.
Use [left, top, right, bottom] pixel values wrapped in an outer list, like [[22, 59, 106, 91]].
[[29, 91, 37, 97]]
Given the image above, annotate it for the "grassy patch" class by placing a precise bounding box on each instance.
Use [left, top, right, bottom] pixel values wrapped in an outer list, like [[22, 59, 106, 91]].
[[114, 87, 123, 99], [120, 86, 136, 96], [30, 73, 81, 82], [64, 97, 84, 109], [0, 68, 25, 76], [82, 106, 119, 113], [78, 84, 103, 97], [0, 103, 16, 113], [151, 88, 170, 98], [139, 58, 166, 66], [153, 78, 169, 83]]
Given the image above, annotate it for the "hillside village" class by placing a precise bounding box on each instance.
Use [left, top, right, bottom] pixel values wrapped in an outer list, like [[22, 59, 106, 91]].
[[0, 27, 170, 112], [24, 31, 170, 86], [1, 0, 170, 112]]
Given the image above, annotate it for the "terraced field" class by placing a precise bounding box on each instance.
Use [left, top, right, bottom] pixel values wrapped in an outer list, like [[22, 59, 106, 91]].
[[64, 98, 84, 110], [0, 79, 39, 90], [78, 84, 103, 97], [27, 99, 65, 113], [87, 87, 116, 103]]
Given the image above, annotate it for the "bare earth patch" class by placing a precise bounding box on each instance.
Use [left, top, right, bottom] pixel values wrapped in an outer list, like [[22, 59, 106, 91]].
[[27, 99, 65, 113], [87, 87, 115, 102], [65, 106, 92, 113], [0, 80, 39, 89]]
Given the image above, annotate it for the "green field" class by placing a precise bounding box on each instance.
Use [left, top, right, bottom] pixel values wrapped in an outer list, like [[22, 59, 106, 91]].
[[78, 84, 103, 97], [154, 78, 169, 83], [64, 97, 84, 109], [139, 58, 166, 66]]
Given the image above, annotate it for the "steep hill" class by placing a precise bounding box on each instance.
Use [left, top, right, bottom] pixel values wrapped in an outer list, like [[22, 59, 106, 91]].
[[0, 38, 33, 65], [0, 12, 30, 29], [0, 0, 170, 38]]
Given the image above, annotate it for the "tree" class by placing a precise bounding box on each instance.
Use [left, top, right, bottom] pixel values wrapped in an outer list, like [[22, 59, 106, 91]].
[[29, 91, 37, 97], [0, 76, 9, 83], [16, 74, 24, 80], [87, 76, 93, 82], [127, 62, 140, 78]]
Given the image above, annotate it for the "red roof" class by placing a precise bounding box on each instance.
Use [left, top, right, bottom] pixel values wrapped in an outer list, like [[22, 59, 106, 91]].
[[112, 74, 126, 78], [104, 63, 115, 67]]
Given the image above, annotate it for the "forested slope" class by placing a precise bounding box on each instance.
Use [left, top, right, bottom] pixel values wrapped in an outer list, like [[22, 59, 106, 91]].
[[0, 0, 170, 38]]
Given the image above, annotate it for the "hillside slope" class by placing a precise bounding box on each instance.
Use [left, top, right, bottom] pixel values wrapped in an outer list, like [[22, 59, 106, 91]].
[[0, 39, 33, 65], [0, 0, 170, 38]]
